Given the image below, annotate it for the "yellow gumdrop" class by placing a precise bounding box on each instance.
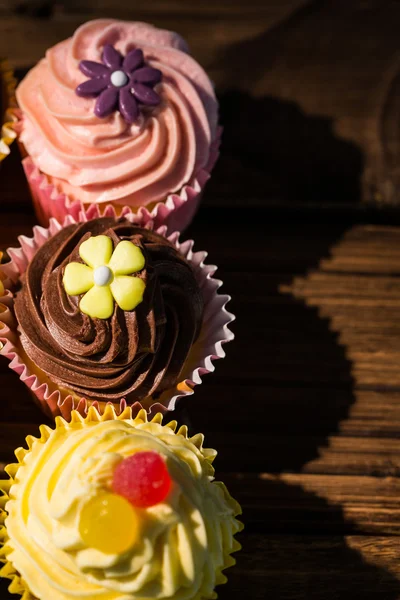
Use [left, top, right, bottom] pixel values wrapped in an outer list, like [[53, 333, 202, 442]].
[[79, 492, 140, 554]]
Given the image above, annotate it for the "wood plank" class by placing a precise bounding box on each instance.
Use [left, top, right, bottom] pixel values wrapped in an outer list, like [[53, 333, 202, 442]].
[[221, 473, 400, 536], [0, 374, 399, 439], [0, 532, 398, 599], [182, 384, 400, 476], [0, 0, 304, 15], [184, 384, 400, 437], [208, 434, 400, 476], [0, 12, 271, 70], [243, 473, 400, 535], [0, 1, 308, 69], [0, 369, 399, 438], [313, 226, 400, 273], [0, 211, 35, 246], [0, 143, 31, 212], [216, 535, 400, 599]]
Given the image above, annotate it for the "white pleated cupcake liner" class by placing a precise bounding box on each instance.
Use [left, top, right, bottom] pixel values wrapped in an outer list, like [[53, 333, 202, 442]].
[[0, 207, 234, 420]]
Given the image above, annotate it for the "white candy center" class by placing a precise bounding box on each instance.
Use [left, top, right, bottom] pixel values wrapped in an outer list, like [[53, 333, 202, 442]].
[[111, 70, 129, 88], [94, 266, 113, 287]]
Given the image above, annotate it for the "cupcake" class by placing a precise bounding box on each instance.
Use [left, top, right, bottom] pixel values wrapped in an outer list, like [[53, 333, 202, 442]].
[[15, 19, 220, 230], [0, 60, 17, 163], [0, 209, 234, 418], [0, 406, 243, 600], [0, 253, 6, 295]]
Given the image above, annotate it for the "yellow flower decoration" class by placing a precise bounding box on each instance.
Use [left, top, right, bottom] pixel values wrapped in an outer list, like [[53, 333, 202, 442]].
[[63, 235, 146, 319]]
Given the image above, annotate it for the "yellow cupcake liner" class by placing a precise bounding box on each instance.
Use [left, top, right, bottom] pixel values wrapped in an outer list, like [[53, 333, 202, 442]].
[[0, 60, 17, 162], [0, 405, 243, 600]]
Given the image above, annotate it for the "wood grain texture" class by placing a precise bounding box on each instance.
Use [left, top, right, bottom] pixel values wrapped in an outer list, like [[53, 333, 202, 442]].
[[215, 535, 400, 599]]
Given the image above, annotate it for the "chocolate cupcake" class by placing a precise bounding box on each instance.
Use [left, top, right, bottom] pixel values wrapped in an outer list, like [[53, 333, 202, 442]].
[[0, 210, 234, 418]]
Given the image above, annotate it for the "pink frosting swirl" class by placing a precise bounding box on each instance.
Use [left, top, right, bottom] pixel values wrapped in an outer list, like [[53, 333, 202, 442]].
[[16, 19, 218, 207]]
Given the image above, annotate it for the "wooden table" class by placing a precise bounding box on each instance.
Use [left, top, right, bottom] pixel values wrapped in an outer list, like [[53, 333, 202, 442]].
[[1, 4, 400, 599]]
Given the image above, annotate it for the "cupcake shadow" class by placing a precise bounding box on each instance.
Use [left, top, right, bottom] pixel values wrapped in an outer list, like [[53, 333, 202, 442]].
[[204, 90, 364, 209], [204, 1, 365, 210], [179, 211, 400, 599]]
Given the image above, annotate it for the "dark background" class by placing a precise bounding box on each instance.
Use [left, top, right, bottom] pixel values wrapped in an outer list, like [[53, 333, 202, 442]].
[[1, 1, 400, 599]]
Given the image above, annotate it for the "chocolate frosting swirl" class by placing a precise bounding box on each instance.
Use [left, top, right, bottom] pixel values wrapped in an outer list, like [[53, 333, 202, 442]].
[[14, 218, 203, 401]]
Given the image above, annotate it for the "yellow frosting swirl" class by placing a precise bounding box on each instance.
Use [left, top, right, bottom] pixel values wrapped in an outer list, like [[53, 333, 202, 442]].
[[1, 408, 242, 600]]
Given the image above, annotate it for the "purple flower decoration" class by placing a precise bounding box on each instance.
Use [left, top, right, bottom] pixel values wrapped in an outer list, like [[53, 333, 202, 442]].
[[76, 44, 162, 123]]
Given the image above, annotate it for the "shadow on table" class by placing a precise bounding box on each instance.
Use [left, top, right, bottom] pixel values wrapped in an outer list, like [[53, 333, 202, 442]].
[[204, 0, 365, 209], [181, 209, 400, 599], [204, 90, 364, 208]]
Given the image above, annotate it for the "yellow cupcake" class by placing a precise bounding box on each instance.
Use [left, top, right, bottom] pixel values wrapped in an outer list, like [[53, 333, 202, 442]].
[[0, 60, 17, 163], [0, 406, 242, 600]]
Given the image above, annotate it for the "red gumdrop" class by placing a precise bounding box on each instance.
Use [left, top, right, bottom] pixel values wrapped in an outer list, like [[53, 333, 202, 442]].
[[112, 451, 171, 508]]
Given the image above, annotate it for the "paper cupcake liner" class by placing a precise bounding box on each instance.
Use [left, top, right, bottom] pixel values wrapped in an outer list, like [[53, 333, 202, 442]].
[[21, 126, 221, 233], [0, 61, 17, 163], [0, 208, 234, 420], [0, 405, 243, 600]]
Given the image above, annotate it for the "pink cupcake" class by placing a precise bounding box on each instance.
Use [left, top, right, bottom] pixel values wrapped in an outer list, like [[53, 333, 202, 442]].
[[15, 19, 220, 230]]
